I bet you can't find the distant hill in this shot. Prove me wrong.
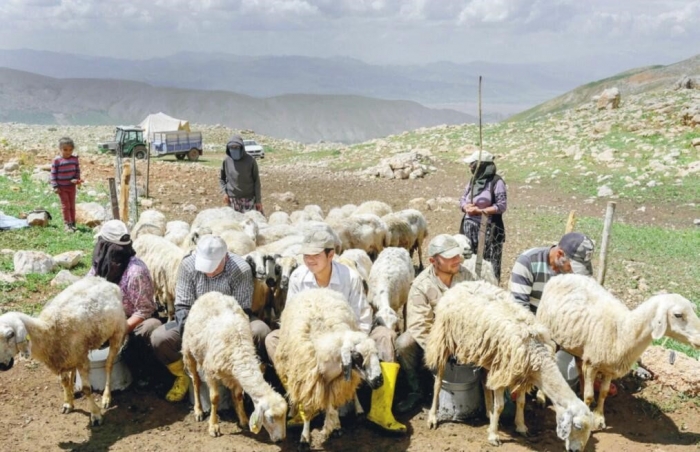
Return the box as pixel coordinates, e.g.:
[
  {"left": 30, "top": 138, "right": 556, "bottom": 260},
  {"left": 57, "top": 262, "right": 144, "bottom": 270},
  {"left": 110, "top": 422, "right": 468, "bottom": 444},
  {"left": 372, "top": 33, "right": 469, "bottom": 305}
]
[
  {"left": 0, "top": 68, "right": 475, "bottom": 143},
  {"left": 511, "top": 54, "right": 700, "bottom": 122}
]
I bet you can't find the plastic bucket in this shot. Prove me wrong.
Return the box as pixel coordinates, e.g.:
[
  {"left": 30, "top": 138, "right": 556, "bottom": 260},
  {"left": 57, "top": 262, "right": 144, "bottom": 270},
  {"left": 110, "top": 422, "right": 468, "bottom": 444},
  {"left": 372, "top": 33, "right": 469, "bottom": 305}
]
[
  {"left": 187, "top": 370, "right": 233, "bottom": 413},
  {"left": 556, "top": 350, "right": 580, "bottom": 391},
  {"left": 74, "top": 347, "right": 132, "bottom": 392},
  {"left": 437, "top": 361, "right": 483, "bottom": 421}
]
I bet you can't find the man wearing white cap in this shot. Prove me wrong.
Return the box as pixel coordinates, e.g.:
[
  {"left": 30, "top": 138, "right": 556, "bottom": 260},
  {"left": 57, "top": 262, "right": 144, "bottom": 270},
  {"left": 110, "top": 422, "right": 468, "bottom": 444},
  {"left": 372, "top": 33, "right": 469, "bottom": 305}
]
[
  {"left": 265, "top": 228, "right": 406, "bottom": 433},
  {"left": 458, "top": 150, "right": 508, "bottom": 282},
  {"left": 150, "top": 235, "right": 270, "bottom": 402},
  {"left": 394, "top": 234, "right": 477, "bottom": 413}
]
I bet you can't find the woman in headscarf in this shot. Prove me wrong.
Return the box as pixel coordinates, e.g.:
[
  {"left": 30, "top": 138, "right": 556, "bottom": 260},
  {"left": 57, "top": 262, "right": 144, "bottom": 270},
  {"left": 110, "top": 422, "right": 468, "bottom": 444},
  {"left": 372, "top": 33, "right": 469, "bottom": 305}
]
[
  {"left": 87, "top": 220, "right": 161, "bottom": 381},
  {"left": 458, "top": 150, "right": 508, "bottom": 283}
]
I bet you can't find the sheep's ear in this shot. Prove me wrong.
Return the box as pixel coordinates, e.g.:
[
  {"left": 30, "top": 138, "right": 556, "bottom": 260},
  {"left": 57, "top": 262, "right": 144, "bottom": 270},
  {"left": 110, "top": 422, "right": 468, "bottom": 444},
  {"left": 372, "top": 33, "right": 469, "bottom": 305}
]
[
  {"left": 246, "top": 255, "right": 256, "bottom": 273},
  {"left": 340, "top": 347, "right": 353, "bottom": 381},
  {"left": 651, "top": 306, "right": 668, "bottom": 340},
  {"left": 249, "top": 403, "right": 264, "bottom": 434},
  {"left": 9, "top": 316, "right": 30, "bottom": 358},
  {"left": 556, "top": 409, "right": 573, "bottom": 440},
  {"left": 274, "top": 264, "right": 281, "bottom": 277}
]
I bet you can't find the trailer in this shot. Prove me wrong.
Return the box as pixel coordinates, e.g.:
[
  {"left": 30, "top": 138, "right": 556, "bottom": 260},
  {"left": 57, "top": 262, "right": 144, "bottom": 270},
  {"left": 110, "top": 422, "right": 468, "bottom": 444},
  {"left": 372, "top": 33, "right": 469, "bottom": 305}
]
[{"left": 150, "top": 130, "right": 203, "bottom": 161}]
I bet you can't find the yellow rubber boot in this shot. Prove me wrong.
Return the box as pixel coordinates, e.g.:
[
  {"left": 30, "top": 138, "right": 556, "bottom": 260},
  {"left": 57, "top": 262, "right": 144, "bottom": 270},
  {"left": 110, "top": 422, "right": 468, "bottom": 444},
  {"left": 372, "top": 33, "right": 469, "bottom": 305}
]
[
  {"left": 165, "top": 360, "right": 190, "bottom": 402},
  {"left": 367, "top": 362, "right": 407, "bottom": 433}
]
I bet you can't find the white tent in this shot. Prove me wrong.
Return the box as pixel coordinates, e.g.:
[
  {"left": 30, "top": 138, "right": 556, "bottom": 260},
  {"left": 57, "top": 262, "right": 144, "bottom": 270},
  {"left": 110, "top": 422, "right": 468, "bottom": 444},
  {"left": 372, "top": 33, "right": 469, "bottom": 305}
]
[{"left": 139, "top": 112, "right": 190, "bottom": 141}]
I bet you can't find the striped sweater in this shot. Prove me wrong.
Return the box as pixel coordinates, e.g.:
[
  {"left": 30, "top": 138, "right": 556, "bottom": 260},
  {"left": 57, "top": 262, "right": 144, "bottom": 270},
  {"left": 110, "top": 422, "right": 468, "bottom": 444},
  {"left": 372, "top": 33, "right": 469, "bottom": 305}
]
[{"left": 50, "top": 155, "right": 80, "bottom": 188}]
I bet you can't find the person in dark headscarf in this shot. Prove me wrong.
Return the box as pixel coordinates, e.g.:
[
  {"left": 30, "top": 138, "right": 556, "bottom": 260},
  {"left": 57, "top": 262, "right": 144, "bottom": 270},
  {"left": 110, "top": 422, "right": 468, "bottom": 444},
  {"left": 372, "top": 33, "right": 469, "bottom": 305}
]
[
  {"left": 458, "top": 150, "right": 508, "bottom": 282},
  {"left": 88, "top": 220, "right": 161, "bottom": 381},
  {"left": 219, "top": 134, "right": 264, "bottom": 214}
]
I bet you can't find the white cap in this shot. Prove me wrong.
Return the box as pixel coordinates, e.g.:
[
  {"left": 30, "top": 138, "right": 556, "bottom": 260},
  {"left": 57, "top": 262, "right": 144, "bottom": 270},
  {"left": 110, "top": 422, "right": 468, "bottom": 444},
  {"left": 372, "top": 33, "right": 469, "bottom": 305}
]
[
  {"left": 428, "top": 234, "right": 463, "bottom": 259},
  {"left": 299, "top": 229, "right": 336, "bottom": 255},
  {"left": 95, "top": 220, "right": 131, "bottom": 245},
  {"left": 195, "top": 235, "right": 227, "bottom": 273},
  {"left": 464, "top": 150, "right": 494, "bottom": 164}
]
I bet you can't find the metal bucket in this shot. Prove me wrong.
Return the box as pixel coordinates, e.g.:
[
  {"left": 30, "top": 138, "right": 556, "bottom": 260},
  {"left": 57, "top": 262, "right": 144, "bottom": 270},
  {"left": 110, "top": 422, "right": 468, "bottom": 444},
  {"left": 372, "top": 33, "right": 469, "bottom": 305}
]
[
  {"left": 437, "top": 361, "right": 483, "bottom": 422},
  {"left": 556, "top": 350, "right": 580, "bottom": 391},
  {"left": 187, "top": 370, "right": 233, "bottom": 413},
  {"left": 74, "top": 347, "right": 132, "bottom": 392}
]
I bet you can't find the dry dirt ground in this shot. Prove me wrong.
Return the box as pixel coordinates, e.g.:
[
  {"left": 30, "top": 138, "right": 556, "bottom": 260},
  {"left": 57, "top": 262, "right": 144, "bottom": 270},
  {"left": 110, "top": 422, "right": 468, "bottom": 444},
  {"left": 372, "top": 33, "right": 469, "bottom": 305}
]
[{"left": 1, "top": 154, "right": 699, "bottom": 452}]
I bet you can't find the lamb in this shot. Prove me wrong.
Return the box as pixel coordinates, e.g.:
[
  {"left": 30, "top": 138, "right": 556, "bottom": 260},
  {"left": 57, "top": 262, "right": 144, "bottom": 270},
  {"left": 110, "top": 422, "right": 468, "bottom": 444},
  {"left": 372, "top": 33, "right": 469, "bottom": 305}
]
[
  {"left": 329, "top": 214, "right": 387, "bottom": 261},
  {"left": 338, "top": 249, "right": 373, "bottom": 283},
  {"left": 452, "top": 234, "right": 497, "bottom": 284},
  {"left": 353, "top": 200, "right": 392, "bottom": 217},
  {"left": 537, "top": 273, "right": 700, "bottom": 430},
  {"left": 182, "top": 292, "right": 287, "bottom": 440},
  {"left": 164, "top": 220, "right": 190, "bottom": 247},
  {"left": 131, "top": 209, "right": 167, "bottom": 238},
  {"left": 0, "top": 277, "right": 128, "bottom": 426},
  {"left": 274, "top": 288, "right": 384, "bottom": 449},
  {"left": 396, "top": 209, "right": 428, "bottom": 270},
  {"left": 268, "top": 211, "right": 292, "bottom": 225},
  {"left": 367, "top": 247, "right": 415, "bottom": 332},
  {"left": 425, "top": 281, "right": 593, "bottom": 451},
  {"left": 133, "top": 234, "right": 186, "bottom": 321}
]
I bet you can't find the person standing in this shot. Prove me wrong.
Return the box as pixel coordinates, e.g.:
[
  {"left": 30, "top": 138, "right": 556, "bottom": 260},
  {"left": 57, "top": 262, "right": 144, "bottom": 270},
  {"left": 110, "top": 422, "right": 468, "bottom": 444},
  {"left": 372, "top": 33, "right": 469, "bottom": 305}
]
[
  {"left": 219, "top": 134, "right": 263, "bottom": 214},
  {"left": 459, "top": 150, "right": 507, "bottom": 282},
  {"left": 50, "top": 137, "right": 81, "bottom": 232}
]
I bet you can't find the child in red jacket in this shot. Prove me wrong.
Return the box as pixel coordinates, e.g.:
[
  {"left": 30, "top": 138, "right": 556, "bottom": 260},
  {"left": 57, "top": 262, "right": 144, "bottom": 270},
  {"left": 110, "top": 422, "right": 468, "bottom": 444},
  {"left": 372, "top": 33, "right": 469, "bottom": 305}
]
[{"left": 50, "top": 137, "right": 81, "bottom": 232}]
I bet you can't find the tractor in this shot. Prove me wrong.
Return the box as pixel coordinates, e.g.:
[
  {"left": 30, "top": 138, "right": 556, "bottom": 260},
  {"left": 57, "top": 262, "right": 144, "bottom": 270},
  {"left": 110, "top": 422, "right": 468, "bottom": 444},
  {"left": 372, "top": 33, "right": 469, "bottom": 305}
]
[{"left": 97, "top": 126, "right": 148, "bottom": 159}]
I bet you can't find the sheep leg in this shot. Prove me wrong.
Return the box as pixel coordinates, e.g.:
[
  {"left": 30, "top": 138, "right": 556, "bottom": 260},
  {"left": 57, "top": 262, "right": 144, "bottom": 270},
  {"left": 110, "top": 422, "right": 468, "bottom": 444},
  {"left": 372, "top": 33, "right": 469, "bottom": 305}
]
[
  {"left": 77, "top": 359, "right": 103, "bottom": 426},
  {"left": 482, "top": 370, "right": 492, "bottom": 420},
  {"left": 184, "top": 353, "right": 204, "bottom": 422},
  {"left": 300, "top": 417, "right": 312, "bottom": 451},
  {"left": 321, "top": 404, "right": 342, "bottom": 439},
  {"left": 354, "top": 392, "right": 365, "bottom": 416},
  {"left": 582, "top": 364, "right": 596, "bottom": 408},
  {"left": 487, "top": 387, "right": 505, "bottom": 446},
  {"left": 101, "top": 335, "right": 121, "bottom": 409},
  {"left": 592, "top": 374, "right": 612, "bottom": 430},
  {"left": 427, "top": 363, "right": 445, "bottom": 429},
  {"left": 416, "top": 242, "right": 424, "bottom": 271},
  {"left": 60, "top": 371, "right": 75, "bottom": 414},
  {"left": 576, "top": 357, "right": 585, "bottom": 397},
  {"left": 232, "top": 381, "right": 249, "bottom": 430},
  {"left": 514, "top": 389, "right": 528, "bottom": 436},
  {"left": 207, "top": 377, "right": 222, "bottom": 437}
]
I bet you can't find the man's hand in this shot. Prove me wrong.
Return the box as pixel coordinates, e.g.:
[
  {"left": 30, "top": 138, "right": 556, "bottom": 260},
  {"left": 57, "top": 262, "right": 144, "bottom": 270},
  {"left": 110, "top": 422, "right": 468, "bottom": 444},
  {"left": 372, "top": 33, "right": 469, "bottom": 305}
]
[
  {"left": 222, "top": 194, "right": 230, "bottom": 206},
  {"left": 255, "top": 203, "right": 264, "bottom": 214},
  {"left": 53, "top": 187, "right": 59, "bottom": 194}
]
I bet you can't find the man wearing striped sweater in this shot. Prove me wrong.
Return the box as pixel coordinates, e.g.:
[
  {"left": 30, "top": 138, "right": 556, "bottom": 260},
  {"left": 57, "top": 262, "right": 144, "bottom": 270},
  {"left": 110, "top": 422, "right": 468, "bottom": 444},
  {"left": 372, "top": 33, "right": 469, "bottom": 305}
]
[{"left": 50, "top": 137, "right": 81, "bottom": 232}]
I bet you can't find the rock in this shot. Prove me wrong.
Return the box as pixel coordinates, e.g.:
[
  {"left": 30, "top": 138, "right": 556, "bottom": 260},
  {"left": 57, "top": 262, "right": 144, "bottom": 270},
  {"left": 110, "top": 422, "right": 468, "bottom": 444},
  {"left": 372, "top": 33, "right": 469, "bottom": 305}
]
[
  {"left": 3, "top": 161, "right": 19, "bottom": 172},
  {"left": 692, "top": 138, "right": 700, "bottom": 148},
  {"left": 426, "top": 198, "right": 438, "bottom": 211},
  {"left": 182, "top": 204, "right": 197, "bottom": 213},
  {"left": 639, "top": 346, "right": 700, "bottom": 396},
  {"left": 408, "top": 168, "right": 424, "bottom": 179},
  {"left": 678, "top": 161, "right": 700, "bottom": 177},
  {"left": 0, "top": 272, "right": 21, "bottom": 284},
  {"left": 13, "top": 250, "right": 55, "bottom": 275},
  {"left": 594, "top": 148, "right": 616, "bottom": 163},
  {"left": 377, "top": 165, "right": 394, "bottom": 179},
  {"left": 30, "top": 172, "right": 51, "bottom": 183},
  {"left": 674, "top": 75, "right": 700, "bottom": 90},
  {"left": 597, "top": 185, "right": 614, "bottom": 197},
  {"left": 270, "top": 192, "right": 297, "bottom": 203},
  {"left": 139, "top": 198, "right": 154, "bottom": 208},
  {"left": 53, "top": 250, "right": 84, "bottom": 269},
  {"left": 50, "top": 269, "right": 80, "bottom": 287},
  {"left": 408, "top": 197, "right": 426, "bottom": 210},
  {"left": 75, "top": 202, "right": 107, "bottom": 227},
  {"left": 596, "top": 87, "right": 621, "bottom": 110},
  {"left": 694, "top": 219, "right": 700, "bottom": 226},
  {"left": 27, "top": 210, "right": 51, "bottom": 227}
]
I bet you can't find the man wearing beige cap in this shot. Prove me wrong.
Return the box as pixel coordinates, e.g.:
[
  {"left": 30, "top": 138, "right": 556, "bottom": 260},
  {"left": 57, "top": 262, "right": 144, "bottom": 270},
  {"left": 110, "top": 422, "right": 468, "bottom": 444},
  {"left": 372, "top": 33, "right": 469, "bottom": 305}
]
[
  {"left": 150, "top": 235, "right": 270, "bottom": 402},
  {"left": 394, "top": 234, "right": 477, "bottom": 413},
  {"left": 265, "top": 228, "right": 406, "bottom": 433}
]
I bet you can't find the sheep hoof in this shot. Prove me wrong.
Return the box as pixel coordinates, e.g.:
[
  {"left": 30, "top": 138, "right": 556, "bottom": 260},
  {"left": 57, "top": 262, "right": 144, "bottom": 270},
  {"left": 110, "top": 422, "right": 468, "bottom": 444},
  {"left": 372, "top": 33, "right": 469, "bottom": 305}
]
[
  {"left": 61, "top": 403, "right": 73, "bottom": 414},
  {"left": 594, "top": 414, "right": 606, "bottom": 431},
  {"left": 488, "top": 435, "right": 502, "bottom": 446},
  {"left": 194, "top": 411, "right": 205, "bottom": 422},
  {"left": 209, "top": 424, "right": 221, "bottom": 437},
  {"left": 516, "top": 427, "right": 529, "bottom": 437},
  {"left": 330, "top": 428, "right": 344, "bottom": 438},
  {"left": 297, "top": 441, "right": 311, "bottom": 452},
  {"left": 90, "top": 413, "right": 103, "bottom": 427},
  {"left": 101, "top": 396, "right": 111, "bottom": 409},
  {"left": 426, "top": 415, "right": 438, "bottom": 430}
]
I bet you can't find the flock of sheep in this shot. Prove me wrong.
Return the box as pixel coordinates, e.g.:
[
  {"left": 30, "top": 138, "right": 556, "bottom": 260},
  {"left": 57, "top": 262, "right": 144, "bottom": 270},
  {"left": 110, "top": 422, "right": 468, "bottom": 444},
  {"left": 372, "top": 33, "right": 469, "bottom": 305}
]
[{"left": 0, "top": 199, "right": 699, "bottom": 452}]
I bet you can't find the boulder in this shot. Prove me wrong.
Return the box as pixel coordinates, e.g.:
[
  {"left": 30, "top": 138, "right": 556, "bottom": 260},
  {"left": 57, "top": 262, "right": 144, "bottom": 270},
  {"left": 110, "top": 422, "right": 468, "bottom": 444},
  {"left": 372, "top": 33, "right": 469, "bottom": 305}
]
[
  {"left": 3, "top": 161, "right": 19, "bottom": 172},
  {"left": 596, "top": 87, "right": 621, "bottom": 110},
  {"left": 674, "top": 75, "right": 700, "bottom": 90},
  {"left": 75, "top": 202, "right": 107, "bottom": 227},
  {"left": 27, "top": 210, "right": 51, "bottom": 227},
  {"left": 50, "top": 269, "right": 81, "bottom": 287},
  {"left": 53, "top": 250, "right": 84, "bottom": 269},
  {"left": 0, "top": 272, "right": 21, "bottom": 284},
  {"left": 597, "top": 185, "right": 614, "bottom": 197},
  {"left": 13, "top": 250, "right": 55, "bottom": 275},
  {"left": 639, "top": 346, "right": 700, "bottom": 396}
]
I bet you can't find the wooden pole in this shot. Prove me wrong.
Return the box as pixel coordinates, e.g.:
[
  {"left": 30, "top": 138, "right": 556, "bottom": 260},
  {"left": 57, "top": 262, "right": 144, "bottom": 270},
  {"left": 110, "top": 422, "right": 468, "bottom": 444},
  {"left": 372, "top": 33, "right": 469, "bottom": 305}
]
[
  {"left": 130, "top": 152, "right": 138, "bottom": 224},
  {"left": 475, "top": 214, "right": 488, "bottom": 279},
  {"left": 119, "top": 161, "right": 131, "bottom": 223},
  {"left": 597, "top": 202, "right": 616, "bottom": 286},
  {"left": 145, "top": 143, "right": 151, "bottom": 199},
  {"left": 108, "top": 177, "right": 119, "bottom": 220},
  {"left": 565, "top": 210, "right": 577, "bottom": 233}
]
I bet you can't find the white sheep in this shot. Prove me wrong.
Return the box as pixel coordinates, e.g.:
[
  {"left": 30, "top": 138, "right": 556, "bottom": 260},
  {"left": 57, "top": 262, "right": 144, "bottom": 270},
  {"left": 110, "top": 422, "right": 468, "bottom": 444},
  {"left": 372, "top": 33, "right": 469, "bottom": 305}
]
[
  {"left": 353, "top": 200, "right": 392, "bottom": 217},
  {"left": 219, "top": 229, "right": 257, "bottom": 256},
  {"left": 244, "top": 209, "right": 268, "bottom": 226},
  {"left": 192, "top": 207, "right": 245, "bottom": 230},
  {"left": 537, "top": 274, "right": 700, "bottom": 430},
  {"left": 367, "top": 247, "right": 415, "bottom": 332},
  {"left": 425, "top": 281, "right": 593, "bottom": 451},
  {"left": 133, "top": 234, "right": 186, "bottom": 321},
  {"left": 325, "top": 207, "right": 348, "bottom": 223},
  {"left": 290, "top": 209, "right": 323, "bottom": 224},
  {"left": 304, "top": 204, "right": 324, "bottom": 219},
  {"left": 182, "top": 292, "right": 288, "bottom": 440},
  {"left": 131, "top": 209, "right": 167, "bottom": 238},
  {"left": 452, "top": 234, "right": 497, "bottom": 284},
  {"left": 0, "top": 277, "right": 128, "bottom": 426},
  {"left": 338, "top": 249, "right": 373, "bottom": 284},
  {"left": 382, "top": 213, "right": 414, "bottom": 250},
  {"left": 340, "top": 203, "right": 357, "bottom": 217},
  {"left": 257, "top": 235, "right": 305, "bottom": 256},
  {"left": 329, "top": 214, "right": 387, "bottom": 261},
  {"left": 275, "top": 288, "right": 384, "bottom": 449},
  {"left": 256, "top": 224, "right": 299, "bottom": 246},
  {"left": 397, "top": 209, "right": 428, "bottom": 270},
  {"left": 164, "top": 220, "right": 190, "bottom": 247},
  {"left": 268, "top": 211, "right": 292, "bottom": 225}
]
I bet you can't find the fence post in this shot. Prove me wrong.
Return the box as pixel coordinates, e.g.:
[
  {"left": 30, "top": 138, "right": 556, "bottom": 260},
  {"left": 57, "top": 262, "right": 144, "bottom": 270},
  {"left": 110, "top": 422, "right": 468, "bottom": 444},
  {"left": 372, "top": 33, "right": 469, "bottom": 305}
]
[
  {"left": 565, "top": 210, "right": 577, "bottom": 234},
  {"left": 597, "top": 202, "right": 616, "bottom": 286},
  {"left": 119, "top": 161, "right": 131, "bottom": 223},
  {"left": 108, "top": 178, "right": 119, "bottom": 220},
  {"left": 474, "top": 214, "right": 488, "bottom": 279}
]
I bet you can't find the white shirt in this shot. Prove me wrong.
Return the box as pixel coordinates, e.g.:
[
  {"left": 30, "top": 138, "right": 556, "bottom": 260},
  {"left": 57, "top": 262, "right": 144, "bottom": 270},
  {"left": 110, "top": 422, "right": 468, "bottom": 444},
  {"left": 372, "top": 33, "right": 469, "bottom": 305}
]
[{"left": 287, "top": 260, "right": 373, "bottom": 333}]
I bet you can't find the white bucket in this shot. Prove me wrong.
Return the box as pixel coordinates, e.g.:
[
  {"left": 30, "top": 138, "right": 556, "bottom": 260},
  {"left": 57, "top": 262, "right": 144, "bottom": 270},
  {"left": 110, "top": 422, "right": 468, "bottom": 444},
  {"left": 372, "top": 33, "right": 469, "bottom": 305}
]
[
  {"left": 437, "top": 361, "right": 483, "bottom": 422},
  {"left": 74, "top": 347, "right": 132, "bottom": 392},
  {"left": 556, "top": 350, "right": 580, "bottom": 391},
  {"left": 187, "top": 370, "right": 233, "bottom": 413}
]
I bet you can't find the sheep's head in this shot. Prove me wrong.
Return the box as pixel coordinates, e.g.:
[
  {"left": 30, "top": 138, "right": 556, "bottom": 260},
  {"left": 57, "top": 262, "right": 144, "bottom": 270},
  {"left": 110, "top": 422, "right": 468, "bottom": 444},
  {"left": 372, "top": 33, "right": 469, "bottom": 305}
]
[
  {"left": 249, "top": 391, "right": 288, "bottom": 442},
  {"left": 650, "top": 294, "right": 700, "bottom": 347},
  {"left": 245, "top": 251, "right": 268, "bottom": 281},
  {"left": 374, "top": 305, "right": 399, "bottom": 332},
  {"left": 264, "top": 254, "right": 279, "bottom": 288},
  {"left": 275, "top": 256, "right": 299, "bottom": 290},
  {"left": 555, "top": 402, "right": 593, "bottom": 452},
  {"left": 341, "top": 334, "right": 383, "bottom": 389},
  {"left": 0, "top": 313, "right": 30, "bottom": 371}
]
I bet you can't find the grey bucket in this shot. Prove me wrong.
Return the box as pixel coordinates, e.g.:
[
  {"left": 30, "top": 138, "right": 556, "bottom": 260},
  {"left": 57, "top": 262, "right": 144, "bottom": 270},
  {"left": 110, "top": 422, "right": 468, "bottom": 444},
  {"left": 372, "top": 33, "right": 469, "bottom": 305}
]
[
  {"left": 437, "top": 361, "right": 483, "bottom": 422},
  {"left": 187, "top": 370, "right": 233, "bottom": 413},
  {"left": 556, "top": 350, "right": 580, "bottom": 391},
  {"left": 74, "top": 347, "right": 132, "bottom": 392}
]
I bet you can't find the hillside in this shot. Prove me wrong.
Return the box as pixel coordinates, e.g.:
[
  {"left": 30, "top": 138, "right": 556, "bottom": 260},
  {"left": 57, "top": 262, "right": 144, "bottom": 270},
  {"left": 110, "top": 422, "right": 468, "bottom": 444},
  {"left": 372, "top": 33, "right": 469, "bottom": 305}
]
[
  {"left": 0, "top": 68, "right": 474, "bottom": 143},
  {"left": 511, "top": 54, "right": 700, "bottom": 121}
]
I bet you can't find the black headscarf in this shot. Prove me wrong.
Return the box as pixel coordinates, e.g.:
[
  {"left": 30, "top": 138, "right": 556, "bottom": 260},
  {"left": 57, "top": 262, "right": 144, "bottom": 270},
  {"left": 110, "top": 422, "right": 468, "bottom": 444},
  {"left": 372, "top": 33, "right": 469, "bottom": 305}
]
[
  {"left": 92, "top": 236, "right": 136, "bottom": 284},
  {"left": 468, "top": 161, "right": 497, "bottom": 200}
]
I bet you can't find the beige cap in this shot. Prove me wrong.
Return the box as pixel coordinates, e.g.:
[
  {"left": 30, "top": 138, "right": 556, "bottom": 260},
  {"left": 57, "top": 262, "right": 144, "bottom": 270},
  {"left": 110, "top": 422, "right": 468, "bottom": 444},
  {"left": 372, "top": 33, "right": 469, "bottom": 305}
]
[
  {"left": 428, "top": 234, "right": 463, "bottom": 259},
  {"left": 464, "top": 150, "right": 494, "bottom": 164},
  {"left": 95, "top": 220, "right": 131, "bottom": 245},
  {"left": 195, "top": 235, "right": 227, "bottom": 273},
  {"left": 300, "top": 229, "right": 336, "bottom": 255}
]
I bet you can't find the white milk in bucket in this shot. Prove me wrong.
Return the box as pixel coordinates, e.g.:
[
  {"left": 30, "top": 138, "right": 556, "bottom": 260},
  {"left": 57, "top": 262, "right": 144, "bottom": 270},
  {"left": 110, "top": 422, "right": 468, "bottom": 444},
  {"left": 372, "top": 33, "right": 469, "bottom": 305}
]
[
  {"left": 187, "top": 369, "right": 233, "bottom": 413},
  {"left": 74, "top": 347, "right": 132, "bottom": 392},
  {"left": 437, "top": 361, "right": 483, "bottom": 421}
]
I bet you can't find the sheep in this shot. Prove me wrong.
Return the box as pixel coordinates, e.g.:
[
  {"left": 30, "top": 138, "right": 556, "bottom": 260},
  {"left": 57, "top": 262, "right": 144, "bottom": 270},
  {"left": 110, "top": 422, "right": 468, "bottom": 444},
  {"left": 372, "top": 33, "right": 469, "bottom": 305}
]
[
  {"left": 257, "top": 235, "right": 305, "bottom": 256},
  {"left": 329, "top": 214, "right": 387, "bottom": 261},
  {"left": 338, "top": 249, "right": 373, "bottom": 284},
  {"left": 180, "top": 227, "right": 210, "bottom": 252},
  {"left": 290, "top": 209, "right": 323, "bottom": 224},
  {"left": 245, "top": 251, "right": 279, "bottom": 323},
  {"left": 268, "top": 211, "right": 292, "bottom": 225},
  {"left": 271, "top": 255, "right": 300, "bottom": 325},
  {"left": 275, "top": 288, "right": 384, "bottom": 449},
  {"left": 325, "top": 207, "right": 348, "bottom": 223},
  {"left": 367, "top": 247, "right": 415, "bottom": 332},
  {"left": 244, "top": 209, "right": 268, "bottom": 226},
  {"left": 304, "top": 204, "right": 324, "bottom": 219},
  {"left": 340, "top": 204, "right": 357, "bottom": 217},
  {"left": 256, "top": 224, "right": 299, "bottom": 246},
  {"left": 133, "top": 234, "right": 186, "bottom": 321},
  {"left": 203, "top": 217, "right": 258, "bottom": 243},
  {"left": 219, "top": 229, "right": 256, "bottom": 256},
  {"left": 397, "top": 209, "right": 428, "bottom": 270},
  {"left": 192, "top": 207, "right": 245, "bottom": 230},
  {"left": 537, "top": 273, "right": 700, "bottom": 430},
  {"left": 131, "top": 209, "right": 167, "bottom": 238},
  {"left": 452, "top": 234, "right": 498, "bottom": 284},
  {"left": 382, "top": 213, "right": 414, "bottom": 251},
  {"left": 352, "top": 200, "right": 392, "bottom": 218},
  {"left": 164, "top": 220, "right": 190, "bottom": 247},
  {"left": 182, "top": 292, "right": 288, "bottom": 440},
  {"left": 425, "top": 281, "right": 593, "bottom": 451},
  {"left": 0, "top": 277, "right": 127, "bottom": 426}
]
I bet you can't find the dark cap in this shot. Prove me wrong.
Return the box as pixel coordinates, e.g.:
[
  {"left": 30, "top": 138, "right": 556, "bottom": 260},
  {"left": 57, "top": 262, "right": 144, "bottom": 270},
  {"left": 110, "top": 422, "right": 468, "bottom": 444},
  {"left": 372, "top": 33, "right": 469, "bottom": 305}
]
[{"left": 558, "top": 232, "right": 594, "bottom": 276}]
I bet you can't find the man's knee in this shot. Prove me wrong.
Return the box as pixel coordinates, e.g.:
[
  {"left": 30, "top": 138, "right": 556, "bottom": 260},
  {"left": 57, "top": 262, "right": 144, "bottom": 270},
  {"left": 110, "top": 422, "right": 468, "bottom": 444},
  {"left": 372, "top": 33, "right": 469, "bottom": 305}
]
[
  {"left": 150, "top": 321, "right": 181, "bottom": 365},
  {"left": 250, "top": 319, "right": 271, "bottom": 344}
]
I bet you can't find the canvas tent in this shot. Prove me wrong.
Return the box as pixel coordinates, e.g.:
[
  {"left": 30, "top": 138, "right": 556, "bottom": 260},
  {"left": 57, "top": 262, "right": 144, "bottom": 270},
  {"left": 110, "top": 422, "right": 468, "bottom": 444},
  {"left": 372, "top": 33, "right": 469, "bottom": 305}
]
[{"left": 139, "top": 112, "right": 190, "bottom": 141}]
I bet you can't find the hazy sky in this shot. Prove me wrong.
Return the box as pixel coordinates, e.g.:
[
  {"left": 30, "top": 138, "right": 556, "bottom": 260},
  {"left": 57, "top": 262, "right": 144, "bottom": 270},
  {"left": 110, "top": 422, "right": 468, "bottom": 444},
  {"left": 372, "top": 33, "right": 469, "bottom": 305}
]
[{"left": 1, "top": 0, "right": 698, "bottom": 69}]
